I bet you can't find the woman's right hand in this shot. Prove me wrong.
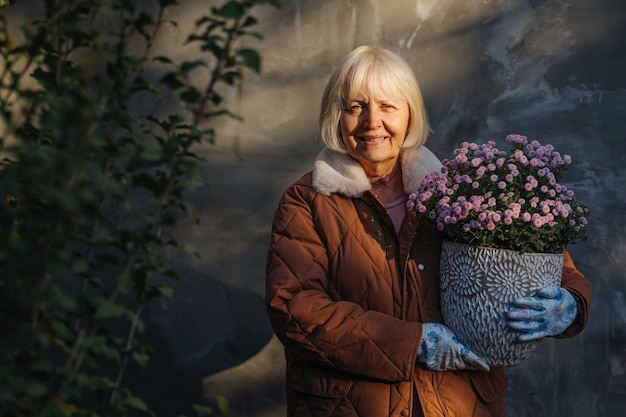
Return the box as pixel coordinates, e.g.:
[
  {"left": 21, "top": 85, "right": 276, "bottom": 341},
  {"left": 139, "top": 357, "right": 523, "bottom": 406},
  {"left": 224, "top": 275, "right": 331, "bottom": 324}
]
[{"left": 417, "top": 323, "right": 490, "bottom": 372}]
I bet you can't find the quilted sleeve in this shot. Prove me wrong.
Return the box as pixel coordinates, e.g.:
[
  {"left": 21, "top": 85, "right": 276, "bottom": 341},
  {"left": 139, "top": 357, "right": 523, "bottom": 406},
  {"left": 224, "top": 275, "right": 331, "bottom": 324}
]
[
  {"left": 556, "top": 250, "right": 592, "bottom": 338},
  {"left": 265, "top": 181, "right": 422, "bottom": 383}
]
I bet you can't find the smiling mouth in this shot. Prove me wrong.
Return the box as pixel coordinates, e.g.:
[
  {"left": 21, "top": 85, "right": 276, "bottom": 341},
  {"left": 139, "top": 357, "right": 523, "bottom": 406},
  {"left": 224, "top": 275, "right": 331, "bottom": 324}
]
[{"left": 359, "top": 136, "right": 387, "bottom": 144}]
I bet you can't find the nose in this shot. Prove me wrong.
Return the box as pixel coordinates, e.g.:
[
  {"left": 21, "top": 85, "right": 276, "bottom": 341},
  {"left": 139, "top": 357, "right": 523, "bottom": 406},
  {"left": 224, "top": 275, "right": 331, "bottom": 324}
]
[{"left": 363, "top": 106, "right": 382, "bottom": 129}]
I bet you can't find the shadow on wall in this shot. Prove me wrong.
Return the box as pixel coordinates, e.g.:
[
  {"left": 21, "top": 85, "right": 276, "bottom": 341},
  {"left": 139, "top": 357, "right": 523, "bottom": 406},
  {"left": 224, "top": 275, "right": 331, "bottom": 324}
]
[
  {"left": 201, "top": 335, "right": 286, "bottom": 417},
  {"left": 123, "top": 262, "right": 277, "bottom": 417}
]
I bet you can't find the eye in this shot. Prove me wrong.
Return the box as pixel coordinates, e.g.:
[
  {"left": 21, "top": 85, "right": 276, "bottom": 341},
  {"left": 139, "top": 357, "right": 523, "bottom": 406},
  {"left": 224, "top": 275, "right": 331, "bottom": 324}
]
[{"left": 347, "top": 103, "right": 365, "bottom": 114}]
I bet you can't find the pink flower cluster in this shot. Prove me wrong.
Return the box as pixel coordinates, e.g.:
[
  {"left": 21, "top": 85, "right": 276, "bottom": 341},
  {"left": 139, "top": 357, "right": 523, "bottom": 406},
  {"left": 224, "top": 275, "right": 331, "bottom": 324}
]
[{"left": 407, "top": 134, "right": 590, "bottom": 253}]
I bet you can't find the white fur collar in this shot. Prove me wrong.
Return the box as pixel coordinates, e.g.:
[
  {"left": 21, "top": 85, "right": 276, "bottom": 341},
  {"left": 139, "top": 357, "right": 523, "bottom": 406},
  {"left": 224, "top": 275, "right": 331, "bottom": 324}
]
[{"left": 312, "top": 146, "right": 443, "bottom": 198}]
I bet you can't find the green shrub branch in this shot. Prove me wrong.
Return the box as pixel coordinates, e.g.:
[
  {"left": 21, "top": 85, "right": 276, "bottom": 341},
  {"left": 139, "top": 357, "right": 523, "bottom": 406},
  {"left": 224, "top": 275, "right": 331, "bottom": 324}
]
[{"left": 0, "top": 0, "right": 280, "bottom": 416}]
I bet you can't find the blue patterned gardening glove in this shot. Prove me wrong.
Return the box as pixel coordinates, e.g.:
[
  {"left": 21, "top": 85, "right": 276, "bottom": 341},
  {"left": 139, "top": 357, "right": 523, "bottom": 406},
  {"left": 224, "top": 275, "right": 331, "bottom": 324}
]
[
  {"left": 507, "top": 285, "right": 578, "bottom": 342},
  {"left": 417, "top": 323, "right": 490, "bottom": 372}
]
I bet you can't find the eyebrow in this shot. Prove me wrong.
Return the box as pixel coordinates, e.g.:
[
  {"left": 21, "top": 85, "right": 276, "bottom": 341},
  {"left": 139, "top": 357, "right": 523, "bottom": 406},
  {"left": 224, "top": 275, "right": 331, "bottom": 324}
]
[{"left": 349, "top": 96, "right": 398, "bottom": 103}]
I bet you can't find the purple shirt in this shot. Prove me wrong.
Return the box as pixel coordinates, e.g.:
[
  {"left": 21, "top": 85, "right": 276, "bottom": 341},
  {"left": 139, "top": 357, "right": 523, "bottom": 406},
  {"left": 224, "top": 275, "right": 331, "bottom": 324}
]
[{"left": 384, "top": 196, "right": 406, "bottom": 235}]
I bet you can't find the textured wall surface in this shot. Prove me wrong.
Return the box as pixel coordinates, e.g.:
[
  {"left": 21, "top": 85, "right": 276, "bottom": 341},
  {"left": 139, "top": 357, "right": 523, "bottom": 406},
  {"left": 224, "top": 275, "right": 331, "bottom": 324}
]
[{"left": 11, "top": 0, "right": 621, "bottom": 416}]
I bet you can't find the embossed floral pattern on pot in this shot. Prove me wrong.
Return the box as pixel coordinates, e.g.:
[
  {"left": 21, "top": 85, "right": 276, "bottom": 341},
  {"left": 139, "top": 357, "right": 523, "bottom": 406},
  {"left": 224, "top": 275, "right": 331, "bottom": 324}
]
[{"left": 439, "top": 241, "right": 564, "bottom": 367}]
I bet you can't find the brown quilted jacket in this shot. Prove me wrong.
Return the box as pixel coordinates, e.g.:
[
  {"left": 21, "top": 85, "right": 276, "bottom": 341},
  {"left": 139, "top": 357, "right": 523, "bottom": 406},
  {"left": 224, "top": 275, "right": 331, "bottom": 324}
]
[{"left": 265, "top": 147, "right": 592, "bottom": 417}]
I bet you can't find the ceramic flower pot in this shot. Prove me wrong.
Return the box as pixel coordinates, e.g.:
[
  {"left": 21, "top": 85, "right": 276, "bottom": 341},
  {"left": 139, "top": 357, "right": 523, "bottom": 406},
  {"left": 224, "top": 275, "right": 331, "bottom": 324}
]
[{"left": 439, "top": 240, "right": 564, "bottom": 367}]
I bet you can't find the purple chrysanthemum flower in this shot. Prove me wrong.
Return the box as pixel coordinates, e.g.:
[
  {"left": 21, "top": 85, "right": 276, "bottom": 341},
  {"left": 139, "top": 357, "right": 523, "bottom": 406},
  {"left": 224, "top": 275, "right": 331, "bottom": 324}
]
[{"left": 406, "top": 134, "right": 589, "bottom": 253}]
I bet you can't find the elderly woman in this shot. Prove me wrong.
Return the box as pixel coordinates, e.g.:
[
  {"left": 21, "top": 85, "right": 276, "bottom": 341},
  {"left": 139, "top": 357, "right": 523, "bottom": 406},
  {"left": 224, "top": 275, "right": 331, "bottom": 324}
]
[{"left": 265, "top": 46, "right": 591, "bottom": 417}]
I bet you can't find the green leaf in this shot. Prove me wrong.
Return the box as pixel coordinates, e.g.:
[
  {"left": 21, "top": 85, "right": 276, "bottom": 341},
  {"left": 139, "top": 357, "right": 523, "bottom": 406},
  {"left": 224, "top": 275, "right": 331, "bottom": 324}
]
[
  {"left": 132, "top": 12, "right": 155, "bottom": 41},
  {"left": 236, "top": 49, "right": 261, "bottom": 73},
  {"left": 132, "top": 345, "right": 154, "bottom": 367},
  {"left": 214, "top": 1, "right": 244, "bottom": 19},
  {"left": 158, "top": 0, "right": 179, "bottom": 7},
  {"left": 191, "top": 404, "right": 216, "bottom": 416},
  {"left": 48, "top": 315, "right": 74, "bottom": 341},
  {"left": 136, "top": 143, "right": 164, "bottom": 163},
  {"left": 214, "top": 395, "right": 229, "bottom": 415},
  {"left": 152, "top": 283, "right": 174, "bottom": 298},
  {"left": 152, "top": 55, "right": 175, "bottom": 65},
  {"left": 161, "top": 72, "right": 185, "bottom": 89},
  {"left": 116, "top": 272, "right": 134, "bottom": 294},
  {"left": 88, "top": 375, "right": 117, "bottom": 390},
  {"left": 249, "top": 0, "right": 282, "bottom": 7},
  {"left": 50, "top": 397, "right": 87, "bottom": 416},
  {"left": 241, "top": 15, "right": 258, "bottom": 28},
  {"left": 181, "top": 86, "right": 201, "bottom": 104},
  {"left": 203, "top": 109, "right": 242, "bottom": 121},
  {"left": 79, "top": 336, "right": 121, "bottom": 367},
  {"left": 125, "top": 311, "right": 146, "bottom": 333},
  {"left": 219, "top": 70, "right": 242, "bottom": 85},
  {"left": 180, "top": 60, "right": 207, "bottom": 74},
  {"left": 120, "top": 390, "right": 151, "bottom": 413},
  {"left": 94, "top": 297, "right": 126, "bottom": 319}
]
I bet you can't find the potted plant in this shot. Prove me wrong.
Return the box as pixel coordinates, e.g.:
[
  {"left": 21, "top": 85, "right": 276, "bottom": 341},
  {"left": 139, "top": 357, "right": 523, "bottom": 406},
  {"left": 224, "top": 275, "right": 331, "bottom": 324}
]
[{"left": 407, "top": 134, "right": 590, "bottom": 366}]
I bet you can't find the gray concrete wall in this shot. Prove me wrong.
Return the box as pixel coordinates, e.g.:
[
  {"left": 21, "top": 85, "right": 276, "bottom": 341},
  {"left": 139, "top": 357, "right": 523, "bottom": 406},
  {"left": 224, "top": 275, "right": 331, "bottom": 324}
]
[
  {"left": 10, "top": 0, "right": 624, "bottom": 416},
  {"left": 164, "top": 1, "right": 624, "bottom": 416}
]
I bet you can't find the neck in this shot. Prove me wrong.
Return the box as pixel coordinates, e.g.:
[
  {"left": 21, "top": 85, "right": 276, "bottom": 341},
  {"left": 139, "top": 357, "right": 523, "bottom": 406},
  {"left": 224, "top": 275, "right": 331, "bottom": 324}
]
[
  {"left": 366, "top": 160, "right": 402, "bottom": 185},
  {"left": 367, "top": 162, "right": 405, "bottom": 204}
]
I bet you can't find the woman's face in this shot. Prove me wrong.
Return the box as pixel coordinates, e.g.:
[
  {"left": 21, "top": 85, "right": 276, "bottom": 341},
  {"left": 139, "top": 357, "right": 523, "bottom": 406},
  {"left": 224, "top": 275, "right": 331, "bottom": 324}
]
[{"left": 339, "top": 90, "right": 410, "bottom": 175}]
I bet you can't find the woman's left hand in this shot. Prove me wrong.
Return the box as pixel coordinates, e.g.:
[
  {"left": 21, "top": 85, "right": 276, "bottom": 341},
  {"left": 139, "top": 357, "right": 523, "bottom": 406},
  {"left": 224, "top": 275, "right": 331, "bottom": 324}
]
[{"left": 506, "top": 286, "right": 578, "bottom": 342}]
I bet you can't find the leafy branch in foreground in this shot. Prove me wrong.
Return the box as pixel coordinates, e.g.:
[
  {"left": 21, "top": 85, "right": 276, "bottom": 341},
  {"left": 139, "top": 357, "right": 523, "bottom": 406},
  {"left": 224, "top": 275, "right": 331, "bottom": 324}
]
[{"left": 0, "top": 0, "right": 280, "bottom": 416}]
